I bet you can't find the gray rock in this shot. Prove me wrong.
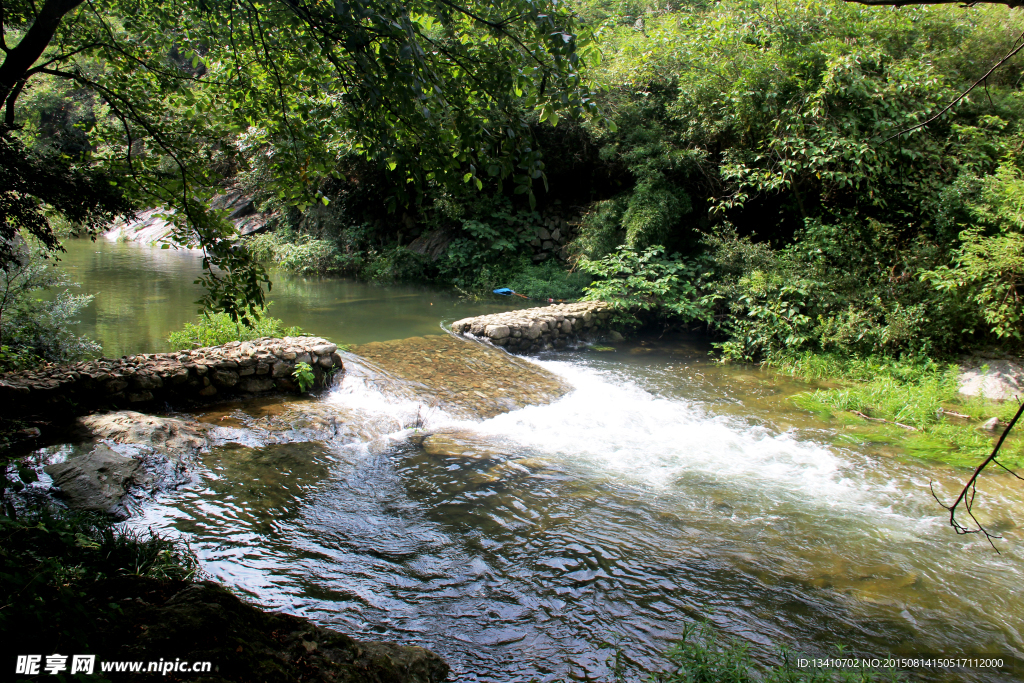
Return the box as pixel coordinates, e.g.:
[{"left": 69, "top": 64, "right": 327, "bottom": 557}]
[
  {"left": 45, "top": 444, "right": 139, "bottom": 515},
  {"left": 240, "top": 377, "right": 275, "bottom": 393},
  {"left": 77, "top": 411, "right": 208, "bottom": 460},
  {"left": 980, "top": 417, "right": 1004, "bottom": 432},
  {"left": 311, "top": 343, "right": 337, "bottom": 355},
  {"left": 959, "top": 358, "right": 1024, "bottom": 400},
  {"left": 485, "top": 324, "right": 510, "bottom": 339},
  {"left": 213, "top": 370, "right": 239, "bottom": 387}
]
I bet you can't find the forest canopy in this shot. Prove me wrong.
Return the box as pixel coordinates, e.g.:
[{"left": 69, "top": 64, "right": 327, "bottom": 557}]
[{"left": 0, "top": 0, "right": 602, "bottom": 318}]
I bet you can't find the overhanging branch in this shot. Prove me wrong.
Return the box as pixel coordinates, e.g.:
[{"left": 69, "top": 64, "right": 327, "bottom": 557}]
[{"left": 846, "top": 0, "right": 1023, "bottom": 6}]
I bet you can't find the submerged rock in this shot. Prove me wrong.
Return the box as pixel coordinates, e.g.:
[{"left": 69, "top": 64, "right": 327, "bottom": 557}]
[
  {"left": 44, "top": 444, "right": 140, "bottom": 516},
  {"left": 77, "top": 411, "right": 209, "bottom": 460},
  {"left": 417, "top": 430, "right": 506, "bottom": 460},
  {"left": 350, "top": 334, "right": 571, "bottom": 419}
]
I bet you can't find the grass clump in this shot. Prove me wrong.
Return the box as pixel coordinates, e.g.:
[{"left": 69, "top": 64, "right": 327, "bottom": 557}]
[
  {"left": 167, "top": 303, "right": 304, "bottom": 350},
  {"left": 0, "top": 504, "right": 197, "bottom": 655},
  {"left": 246, "top": 231, "right": 362, "bottom": 277},
  {"left": 770, "top": 352, "right": 1024, "bottom": 469},
  {"left": 655, "top": 621, "right": 901, "bottom": 683}
]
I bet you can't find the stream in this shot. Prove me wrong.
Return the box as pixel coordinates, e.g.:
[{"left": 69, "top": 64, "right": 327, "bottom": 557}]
[{"left": 46, "top": 238, "right": 1024, "bottom": 681}]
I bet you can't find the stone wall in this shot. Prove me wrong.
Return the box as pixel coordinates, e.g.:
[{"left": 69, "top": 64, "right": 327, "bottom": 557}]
[
  {"left": 0, "top": 337, "right": 343, "bottom": 419},
  {"left": 450, "top": 301, "right": 612, "bottom": 353}
]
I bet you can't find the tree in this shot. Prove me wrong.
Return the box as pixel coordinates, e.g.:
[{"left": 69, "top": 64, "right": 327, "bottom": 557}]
[{"left": 0, "top": 0, "right": 602, "bottom": 319}]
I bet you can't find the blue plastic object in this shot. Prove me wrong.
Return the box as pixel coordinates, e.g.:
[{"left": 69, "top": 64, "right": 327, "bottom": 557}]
[{"left": 493, "top": 288, "right": 514, "bottom": 295}]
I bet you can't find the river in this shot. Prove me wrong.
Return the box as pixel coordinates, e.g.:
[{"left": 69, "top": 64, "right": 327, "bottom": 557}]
[{"left": 52, "top": 238, "right": 1024, "bottom": 681}]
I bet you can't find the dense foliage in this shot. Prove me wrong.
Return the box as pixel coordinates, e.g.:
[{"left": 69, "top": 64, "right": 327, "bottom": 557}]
[
  {"left": 1, "top": 0, "right": 602, "bottom": 320},
  {"left": 566, "top": 0, "right": 1024, "bottom": 361},
  {"left": 6, "top": 0, "right": 1023, "bottom": 362},
  {"left": 219, "top": 0, "right": 1024, "bottom": 364}
]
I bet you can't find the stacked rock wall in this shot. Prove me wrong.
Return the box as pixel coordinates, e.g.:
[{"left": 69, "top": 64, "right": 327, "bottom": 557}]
[
  {"left": 450, "top": 301, "right": 611, "bottom": 353},
  {"left": 0, "top": 337, "right": 342, "bottom": 419}
]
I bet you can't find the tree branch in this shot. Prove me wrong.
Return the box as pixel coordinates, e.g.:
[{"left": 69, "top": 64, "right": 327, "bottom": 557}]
[
  {"left": 887, "top": 29, "right": 1024, "bottom": 141},
  {"left": 932, "top": 399, "right": 1024, "bottom": 551},
  {"left": 0, "top": 0, "right": 84, "bottom": 103},
  {"left": 846, "top": 0, "right": 1023, "bottom": 6}
]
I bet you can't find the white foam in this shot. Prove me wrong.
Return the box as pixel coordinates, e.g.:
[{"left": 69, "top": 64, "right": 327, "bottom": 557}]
[
  {"left": 324, "top": 355, "right": 859, "bottom": 505},
  {"left": 471, "top": 359, "right": 851, "bottom": 498},
  {"left": 324, "top": 367, "right": 462, "bottom": 437}
]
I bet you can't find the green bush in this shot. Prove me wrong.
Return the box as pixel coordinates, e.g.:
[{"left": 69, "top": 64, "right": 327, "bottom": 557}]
[
  {"left": 0, "top": 505, "right": 197, "bottom": 664},
  {"left": 0, "top": 243, "right": 101, "bottom": 371},
  {"left": 246, "top": 232, "right": 363, "bottom": 276},
  {"left": 362, "top": 245, "right": 428, "bottom": 283},
  {"left": 580, "top": 245, "right": 715, "bottom": 328},
  {"left": 167, "top": 304, "right": 304, "bottom": 350},
  {"left": 277, "top": 239, "right": 357, "bottom": 276},
  {"left": 504, "top": 258, "right": 592, "bottom": 300}
]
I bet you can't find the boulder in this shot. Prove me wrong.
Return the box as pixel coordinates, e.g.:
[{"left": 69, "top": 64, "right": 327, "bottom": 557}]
[
  {"left": 485, "top": 324, "right": 510, "bottom": 339},
  {"left": 77, "top": 411, "right": 208, "bottom": 460},
  {"left": 44, "top": 444, "right": 139, "bottom": 515},
  {"left": 958, "top": 358, "right": 1024, "bottom": 400}
]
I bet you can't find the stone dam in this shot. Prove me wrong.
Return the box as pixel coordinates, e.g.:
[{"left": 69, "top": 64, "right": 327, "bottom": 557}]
[
  {"left": 450, "top": 301, "right": 612, "bottom": 353},
  {"left": 0, "top": 337, "right": 343, "bottom": 419}
]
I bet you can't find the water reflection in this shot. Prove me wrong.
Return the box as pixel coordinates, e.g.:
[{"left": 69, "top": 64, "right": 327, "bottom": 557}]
[{"left": 59, "top": 238, "right": 533, "bottom": 357}]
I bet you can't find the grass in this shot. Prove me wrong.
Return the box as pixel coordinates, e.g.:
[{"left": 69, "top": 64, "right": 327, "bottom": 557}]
[
  {"left": 0, "top": 504, "right": 198, "bottom": 659},
  {"left": 770, "top": 352, "right": 1024, "bottom": 469},
  {"left": 639, "top": 621, "right": 902, "bottom": 682},
  {"left": 167, "top": 302, "right": 306, "bottom": 350}
]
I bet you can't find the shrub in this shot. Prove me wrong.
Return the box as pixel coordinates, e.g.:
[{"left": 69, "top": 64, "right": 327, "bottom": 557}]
[
  {"left": 0, "top": 504, "right": 197, "bottom": 661},
  {"left": 580, "top": 245, "right": 715, "bottom": 328},
  {"left": 167, "top": 304, "right": 304, "bottom": 350},
  {"left": 505, "top": 258, "right": 593, "bottom": 300},
  {"left": 0, "top": 243, "right": 101, "bottom": 371}
]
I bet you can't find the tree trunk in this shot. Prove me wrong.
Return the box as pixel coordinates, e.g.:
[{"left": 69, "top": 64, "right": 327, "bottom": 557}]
[{"left": 0, "top": 0, "right": 85, "bottom": 110}]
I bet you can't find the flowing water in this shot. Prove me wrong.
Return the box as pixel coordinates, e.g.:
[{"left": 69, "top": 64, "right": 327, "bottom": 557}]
[{"left": 50, "top": 239, "right": 1024, "bottom": 680}]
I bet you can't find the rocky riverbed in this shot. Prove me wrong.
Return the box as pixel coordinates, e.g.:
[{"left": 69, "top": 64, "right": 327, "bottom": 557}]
[{"left": 350, "top": 334, "right": 572, "bottom": 419}]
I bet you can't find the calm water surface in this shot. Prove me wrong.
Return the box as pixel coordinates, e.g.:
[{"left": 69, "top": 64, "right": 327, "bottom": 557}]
[
  {"left": 59, "top": 238, "right": 534, "bottom": 356},
  {"left": 55, "top": 239, "right": 1024, "bottom": 681}
]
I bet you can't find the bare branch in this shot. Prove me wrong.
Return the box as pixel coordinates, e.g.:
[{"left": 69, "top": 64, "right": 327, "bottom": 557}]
[
  {"left": 847, "top": 0, "right": 1022, "bottom": 5},
  {"left": 887, "top": 29, "right": 1024, "bottom": 141},
  {"left": 932, "top": 399, "right": 1024, "bottom": 551}
]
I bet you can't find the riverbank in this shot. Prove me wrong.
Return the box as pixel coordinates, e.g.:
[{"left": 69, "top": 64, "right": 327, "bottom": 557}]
[
  {"left": 0, "top": 506, "right": 448, "bottom": 683},
  {"left": 769, "top": 352, "right": 1024, "bottom": 470}
]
